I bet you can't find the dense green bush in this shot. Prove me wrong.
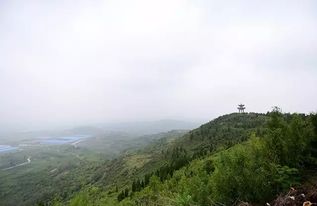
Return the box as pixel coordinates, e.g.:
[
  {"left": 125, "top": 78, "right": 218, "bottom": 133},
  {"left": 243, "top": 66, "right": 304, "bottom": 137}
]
[{"left": 210, "top": 137, "right": 275, "bottom": 204}]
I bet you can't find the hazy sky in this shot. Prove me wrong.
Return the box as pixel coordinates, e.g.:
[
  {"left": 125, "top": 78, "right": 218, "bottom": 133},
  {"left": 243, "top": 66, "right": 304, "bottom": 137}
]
[{"left": 1, "top": 0, "right": 317, "bottom": 130}]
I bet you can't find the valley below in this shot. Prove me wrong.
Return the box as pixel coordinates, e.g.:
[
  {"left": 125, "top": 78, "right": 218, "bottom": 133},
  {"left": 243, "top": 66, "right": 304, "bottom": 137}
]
[{"left": 0, "top": 121, "right": 191, "bottom": 206}]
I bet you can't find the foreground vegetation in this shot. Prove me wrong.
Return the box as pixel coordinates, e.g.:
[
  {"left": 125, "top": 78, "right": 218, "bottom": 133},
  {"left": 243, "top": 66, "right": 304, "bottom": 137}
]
[{"left": 47, "top": 109, "right": 317, "bottom": 206}]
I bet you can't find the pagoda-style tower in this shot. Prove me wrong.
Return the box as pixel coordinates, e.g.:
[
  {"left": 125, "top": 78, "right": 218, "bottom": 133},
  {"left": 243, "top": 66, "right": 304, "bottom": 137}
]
[{"left": 238, "top": 104, "right": 246, "bottom": 113}]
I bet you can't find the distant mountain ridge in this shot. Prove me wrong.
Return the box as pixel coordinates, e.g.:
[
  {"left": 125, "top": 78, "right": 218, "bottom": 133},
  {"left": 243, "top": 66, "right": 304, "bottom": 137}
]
[{"left": 96, "top": 119, "right": 200, "bottom": 135}]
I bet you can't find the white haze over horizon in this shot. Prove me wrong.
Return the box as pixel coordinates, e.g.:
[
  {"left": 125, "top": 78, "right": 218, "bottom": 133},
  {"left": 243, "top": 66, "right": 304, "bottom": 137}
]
[{"left": 1, "top": 0, "right": 317, "bottom": 131}]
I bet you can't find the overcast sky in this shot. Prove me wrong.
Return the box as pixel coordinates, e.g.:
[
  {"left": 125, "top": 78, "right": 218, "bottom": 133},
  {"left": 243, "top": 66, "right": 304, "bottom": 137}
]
[{"left": 0, "top": 0, "right": 317, "bottom": 130}]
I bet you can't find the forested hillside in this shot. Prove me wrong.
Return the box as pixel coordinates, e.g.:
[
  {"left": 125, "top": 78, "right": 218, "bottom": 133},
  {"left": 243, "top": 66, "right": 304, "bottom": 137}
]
[
  {"left": 0, "top": 130, "right": 187, "bottom": 206},
  {"left": 45, "top": 109, "right": 317, "bottom": 206}
]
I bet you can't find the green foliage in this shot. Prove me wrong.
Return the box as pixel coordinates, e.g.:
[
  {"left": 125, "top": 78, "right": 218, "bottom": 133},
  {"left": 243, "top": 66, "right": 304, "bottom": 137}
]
[
  {"left": 273, "top": 165, "right": 300, "bottom": 191},
  {"left": 176, "top": 193, "right": 192, "bottom": 206},
  {"left": 211, "top": 137, "right": 275, "bottom": 204},
  {"left": 149, "top": 175, "right": 161, "bottom": 192},
  {"left": 307, "top": 113, "right": 317, "bottom": 164},
  {"left": 117, "top": 188, "right": 129, "bottom": 202},
  {"left": 69, "top": 192, "right": 90, "bottom": 206},
  {"left": 121, "top": 111, "right": 316, "bottom": 205},
  {"left": 203, "top": 159, "right": 214, "bottom": 174},
  {"left": 265, "top": 109, "right": 313, "bottom": 167},
  {"left": 16, "top": 111, "right": 317, "bottom": 206}
]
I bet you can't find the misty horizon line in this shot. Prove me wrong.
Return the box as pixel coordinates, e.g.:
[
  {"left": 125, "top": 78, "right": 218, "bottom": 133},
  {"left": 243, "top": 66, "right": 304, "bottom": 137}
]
[{"left": 1, "top": 107, "right": 315, "bottom": 135}]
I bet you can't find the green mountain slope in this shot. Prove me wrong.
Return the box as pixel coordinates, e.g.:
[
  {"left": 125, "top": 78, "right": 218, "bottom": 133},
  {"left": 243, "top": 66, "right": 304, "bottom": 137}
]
[
  {"left": 58, "top": 111, "right": 317, "bottom": 206},
  {"left": 7, "top": 111, "right": 316, "bottom": 206},
  {"left": 51, "top": 112, "right": 290, "bottom": 206},
  {"left": 93, "top": 113, "right": 269, "bottom": 191}
]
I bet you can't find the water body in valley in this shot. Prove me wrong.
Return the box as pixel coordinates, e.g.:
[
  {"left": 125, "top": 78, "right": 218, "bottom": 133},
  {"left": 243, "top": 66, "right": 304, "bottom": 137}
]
[
  {"left": 0, "top": 145, "right": 18, "bottom": 153},
  {"left": 40, "top": 135, "right": 91, "bottom": 145}
]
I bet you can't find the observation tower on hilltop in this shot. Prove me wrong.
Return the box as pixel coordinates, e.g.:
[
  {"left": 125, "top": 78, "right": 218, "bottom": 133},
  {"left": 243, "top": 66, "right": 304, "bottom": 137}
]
[{"left": 237, "top": 104, "right": 246, "bottom": 113}]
